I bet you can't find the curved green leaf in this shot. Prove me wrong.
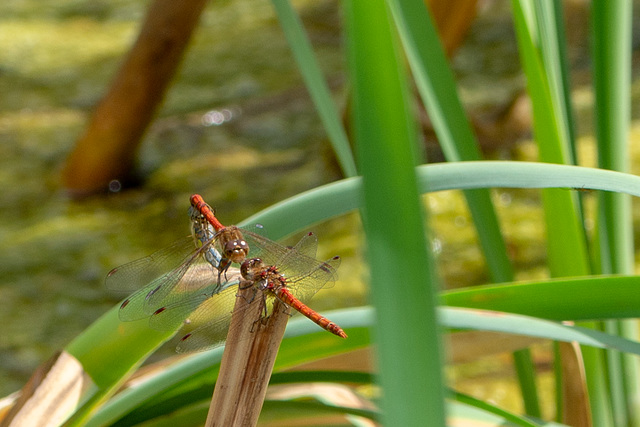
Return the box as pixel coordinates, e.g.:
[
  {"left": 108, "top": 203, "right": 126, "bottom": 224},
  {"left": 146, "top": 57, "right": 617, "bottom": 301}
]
[
  {"left": 67, "top": 161, "right": 640, "bottom": 423},
  {"left": 87, "top": 304, "right": 640, "bottom": 425},
  {"left": 443, "top": 275, "right": 640, "bottom": 321},
  {"left": 242, "top": 161, "right": 640, "bottom": 240}
]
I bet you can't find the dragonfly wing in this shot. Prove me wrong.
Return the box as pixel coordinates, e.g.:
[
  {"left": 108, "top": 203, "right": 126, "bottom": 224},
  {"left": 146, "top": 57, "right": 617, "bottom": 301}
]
[
  {"left": 148, "top": 293, "right": 208, "bottom": 331},
  {"left": 143, "top": 254, "right": 216, "bottom": 309},
  {"left": 117, "top": 283, "right": 161, "bottom": 322},
  {"left": 276, "top": 233, "right": 318, "bottom": 270},
  {"left": 289, "top": 232, "right": 318, "bottom": 258},
  {"left": 239, "top": 227, "right": 294, "bottom": 266},
  {"left": 117, "top": 247, "right": 229, "bottom": 322},
  {"left": 147, "top": 267, "right": 241, "bottom": 330},
  {"left": 230, "top": 227, "right": 325, "bottom": 278},
  {"left": 241, "top": 230, "right": 323, "bottom": 276},
  {"left": 174, "top": 286, "right": 240, "bottom": 353},
  {"left": 238, "top": 230, "right": 340, "bottom": 304},
  {"left": 283, "top": 256, "right": 341, "bottom": 304},
  {"left": 116, "top": 266, "right": 204, "bottom": 322},
  {"left": 176, "top": 285, "right": 284, "bottom": 353},
  {"left": 105, "top": 236, "right": 196, "bottom": 293}
]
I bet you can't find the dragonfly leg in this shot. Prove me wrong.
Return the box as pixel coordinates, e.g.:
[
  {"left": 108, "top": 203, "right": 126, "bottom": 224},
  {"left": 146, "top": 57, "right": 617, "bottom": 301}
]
[
  {"left": 248, "top": 293, "right": 270, "bottom": 332},
  {"left": 281, "top": 304, "right": 292, "bottom": 317},
  {"left": 237, "top": 284, "right": 258, "bottom": 304},
  {"left": 216, "top": 258, "right": 232, "bottom": 285},
  {"left": 238, "top": 279, "right": 254, "bottom": 291}
]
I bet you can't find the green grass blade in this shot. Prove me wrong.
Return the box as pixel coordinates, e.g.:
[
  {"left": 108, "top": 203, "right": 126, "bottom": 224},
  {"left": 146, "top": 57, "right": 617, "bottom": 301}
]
[
  {"left": 448, "top": 400, "right": 566, "bottom": 426},
  {"left": 591, "top": 2, "right": 636, "bottom": 426},
  {"left": 88, "top": 303, "right": 640, "bottom": 425},
  {"left": 532, "top": 1, "right": 574, "bottom": 164},
  {"left": 452, "top": 391, "right": 547, "bottom": 427},
  {"left": 386, "top": 0, "right": 513, "bottom": 283},
  {"left": 443, "top": 307, "right": 640, "bottom": 357},
  {"left": 270, "top": 0, "right": 357, "bottom": 177},
  {"left": 65, "top": 307, "right": 173, "bottom": 388},
  {"left": 387, "top": 0, "right": 532, "bottom": 412},
  {"left": 86, "top": 308, "right": 371, "bottom": 426},
  {"left": 346, "top": 1, "right": 445, "bottom": 425},
  {"left": 511, "top": 0, "right": 589, "bottom": 276},
  {"left": 64, "top": 307, "right": 177, "bottom": 426},
  {"left": 443, "top": 275, "right": 640, "bottom": 321},
  {"left": 548, "top": 1, "right": 577, "bottom": 158},
  {"left": 386, "top": 0, "right": 480, "bottom": 162},
  {"left": 261, "top": 400, "right": 379, "bottom": 422},
  {"left": 512, "top": 2, "right": 603, "bottom": 422}
]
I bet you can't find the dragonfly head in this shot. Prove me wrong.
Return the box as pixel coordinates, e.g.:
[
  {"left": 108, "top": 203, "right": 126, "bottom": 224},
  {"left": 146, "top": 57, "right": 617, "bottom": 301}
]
[
  {"left": 224, "top": 239, "right": 249, "bottom": 263},
  {"left": 240, "top": 258, "right": 265, "bottom": 280},
  {"left": 217, "top": 227, "right": 250, "bottom": 263}
]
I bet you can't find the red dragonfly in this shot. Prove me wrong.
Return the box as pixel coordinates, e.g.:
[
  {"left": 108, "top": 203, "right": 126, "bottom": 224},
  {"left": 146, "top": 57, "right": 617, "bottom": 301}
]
[
  {"left": 241, "top": 257, "right": 347, "bottom": 337},
  {"left": 107, "top": 196, "right": 288, "bottom": 323},
  {"left": 168, "top": 233, "right": 346, "bottom": 352},
  {"left": 189, "top": 194, "right": 250, "bottom": 279},
  {"left": 107, "top": 195, "right": 346, "bottom": 352}
]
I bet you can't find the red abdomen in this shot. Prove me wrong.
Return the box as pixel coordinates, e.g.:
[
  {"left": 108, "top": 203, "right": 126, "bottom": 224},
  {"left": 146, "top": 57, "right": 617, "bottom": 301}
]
[
  {"left": 190, "top": 194, "right": 225, "bottom": 231},
  {"left": 275, "top": 288, "right": 347, "bottom": 338}
]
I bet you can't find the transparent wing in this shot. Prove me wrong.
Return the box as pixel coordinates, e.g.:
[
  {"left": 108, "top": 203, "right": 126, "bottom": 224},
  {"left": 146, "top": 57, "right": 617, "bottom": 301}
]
[
  {"left": 108, "top": 240, "right": 224, "bottom": 321},
  {"left": 287, "top": 232, "right": 318, "bottom": 258},
  {"left": 105, "top": 236, "right": 197, "bottom": 293},
  {"left": 281, "top": 255, "right": 341, "bottom": 304},
  {"left": 107, "top": 220, "right": 339, "bottom": 350},
  {"left": 193, "top": 223, "right": 319, "bottom": 274},
  {"left": 172, "top": 280, "right": 285, "bottom": 353},
  {"left": 163, "top": 251, "right": 339, "bottom": 353},
  {"left": 236, "top": 227, "right": 318, "bottom": 267},
  {"left": 148, "top": 268, "right": 241, "bottom": 332},
  {"left": 241, "top": 231, "right": 323, "bottom": 275},
  {"left": 173, "top": 286, "right": 239, "bottom": 353},
  {"left": 173, "top": 284, "right": 271, "bottom": 353},
  {"left": 239, "top": 231, "right": 340, "bottom": 304}
]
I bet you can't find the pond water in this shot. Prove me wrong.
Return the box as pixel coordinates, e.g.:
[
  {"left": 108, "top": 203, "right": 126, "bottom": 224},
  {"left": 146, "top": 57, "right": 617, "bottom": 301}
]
[
  {"left": 0, "top": 0, "right": 362, "bottom": 396},
  {"left": 1, "top": 0, "right": 640, "bottom": 410}
]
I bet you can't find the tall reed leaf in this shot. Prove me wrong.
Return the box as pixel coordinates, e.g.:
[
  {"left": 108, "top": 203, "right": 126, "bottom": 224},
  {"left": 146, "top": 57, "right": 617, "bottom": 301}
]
[
  {"left": 511, "top": 0, "right": 589, "bottom": 276},
  {"left": 592, "top": 3, "right": 637, "bottom": 426},
  {"left": 513, "top": 1, "right": 611, "bottom": 424},
  {"left": 386, "top": 0, "right": 542, "bottom": 415},
  {"left": 385, "top": 0, "right": 513, "bottom": 283},
  {"left": 346, "top": 1, "right": 445, "bottom": 424},
  {"left": 270, "top": 0, "right": 357, "bottom": 177}
]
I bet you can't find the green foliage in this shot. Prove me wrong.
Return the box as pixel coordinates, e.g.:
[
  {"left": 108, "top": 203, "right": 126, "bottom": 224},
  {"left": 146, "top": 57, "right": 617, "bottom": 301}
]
[{"left": 50, "top": 1, "right": 640, "bottom": 426}]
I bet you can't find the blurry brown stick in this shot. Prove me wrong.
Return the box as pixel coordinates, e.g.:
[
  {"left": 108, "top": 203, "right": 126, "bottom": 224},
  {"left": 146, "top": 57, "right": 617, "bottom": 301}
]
[
  {"left": 426, "top": 0, "right": 477, "bottom": 57},
  {"left": 558, "top": 340, "right": 591, "bottom": 427},
  {"left": 206, "top": 285, "right": 289, "bottom": 427},
  {"left": 62, "top": 0, "right": 208, "bottom": 196},
  {"left": 63, "top": 0, "right": 476, "bottom": 196}
]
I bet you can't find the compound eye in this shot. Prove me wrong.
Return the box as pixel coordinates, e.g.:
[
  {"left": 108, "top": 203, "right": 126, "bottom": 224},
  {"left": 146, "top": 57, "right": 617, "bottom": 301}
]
[
  {"left": 224, "top": 239, "right": 249, "bottom": 263},
  {"left": 240, "top": 258, "right": 263, "bottom": 279}
]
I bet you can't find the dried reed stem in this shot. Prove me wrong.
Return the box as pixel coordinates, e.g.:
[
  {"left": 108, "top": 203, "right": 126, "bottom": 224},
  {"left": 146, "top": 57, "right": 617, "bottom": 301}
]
[{"left": 205, "top": 285, "right": 289, "bottom": 426}]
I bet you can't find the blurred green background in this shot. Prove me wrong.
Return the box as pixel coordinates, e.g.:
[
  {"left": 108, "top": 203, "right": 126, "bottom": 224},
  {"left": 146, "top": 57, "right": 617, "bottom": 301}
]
[{"left": 2, "top": 0, "right": 640, "bottom": 401}]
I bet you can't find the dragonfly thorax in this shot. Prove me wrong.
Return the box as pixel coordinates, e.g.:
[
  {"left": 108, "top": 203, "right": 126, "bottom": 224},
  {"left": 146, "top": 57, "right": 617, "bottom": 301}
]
[
  {"left": 240, "top": 258, "right": 265, "bottom": 280},
  {"left": 215, "top": 227, "right": 250, "bottom": 264}
]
